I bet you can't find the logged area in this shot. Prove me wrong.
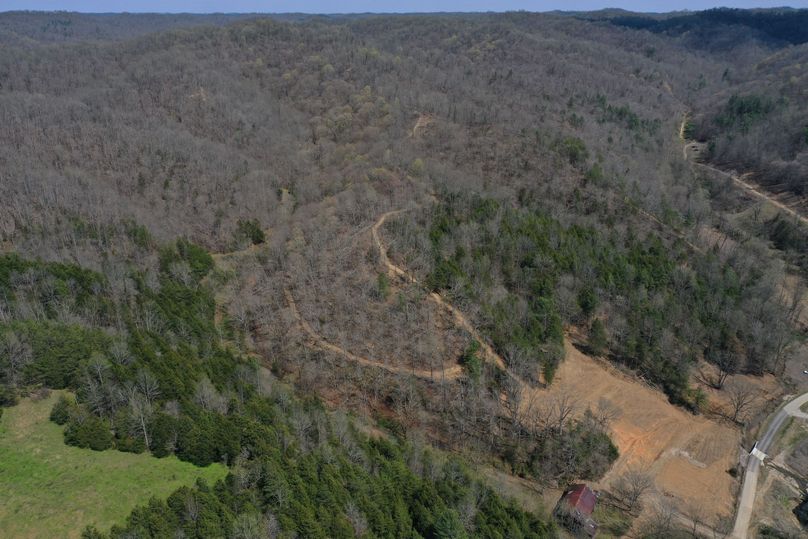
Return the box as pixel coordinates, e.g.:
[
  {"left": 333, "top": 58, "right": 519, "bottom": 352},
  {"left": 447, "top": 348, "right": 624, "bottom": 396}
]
[{"left": 551, "top": 344, "right": 739, "bottom": 518}]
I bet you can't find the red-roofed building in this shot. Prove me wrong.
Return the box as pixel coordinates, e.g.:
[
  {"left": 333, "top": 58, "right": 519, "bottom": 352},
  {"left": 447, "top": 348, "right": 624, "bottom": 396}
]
[{"left": 554, "top": 484, "right": 599, "bottom": 537}]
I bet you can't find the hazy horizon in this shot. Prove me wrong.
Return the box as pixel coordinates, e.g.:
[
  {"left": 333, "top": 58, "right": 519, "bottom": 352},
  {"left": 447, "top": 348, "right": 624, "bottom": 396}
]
[{"left": 3, "top": 1, "right": 806, "bottom": 14}]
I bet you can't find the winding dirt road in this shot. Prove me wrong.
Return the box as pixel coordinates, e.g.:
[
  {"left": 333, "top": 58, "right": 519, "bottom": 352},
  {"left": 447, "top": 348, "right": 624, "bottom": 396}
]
[
  {"left": 679, "top": 114, "right": 808, "bottom": 228},
  {"left": 284, "top": 287, "right": 463, "bottom": 381},
  {"left": 284, "top": 207, "right": 511, "bottom": 383},
  {"left": 697, "top": 162, "right": 808, "bottom": 228},
  {"left": 372, "top": 209, "right": 509, "bottom": 373}
]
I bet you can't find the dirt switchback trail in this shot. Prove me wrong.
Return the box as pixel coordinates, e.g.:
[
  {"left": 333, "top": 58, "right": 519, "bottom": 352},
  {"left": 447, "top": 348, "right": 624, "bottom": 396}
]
[
  {"left": 281, "top": 115, "right": 795, "bottom": 533},
  {"left": 286, "top": 196, "right": 748, "bottom": 526},
  {"left": 284, "top": 287, "right": 464, "bottom": 381},
  {"left": 284, "top": 207, "right": 512, "bottom": 385},
  {"left": 372, "top": 209, "right": 510, "bottom": 374}
]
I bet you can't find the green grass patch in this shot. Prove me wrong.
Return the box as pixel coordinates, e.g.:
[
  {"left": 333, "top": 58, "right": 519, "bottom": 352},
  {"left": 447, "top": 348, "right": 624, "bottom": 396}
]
[
  {"left": 592, "top": 503, "right": 633, "bottom": 538},
  {"left": 0, "top": 391, "right": 227, "bottom": 538}
]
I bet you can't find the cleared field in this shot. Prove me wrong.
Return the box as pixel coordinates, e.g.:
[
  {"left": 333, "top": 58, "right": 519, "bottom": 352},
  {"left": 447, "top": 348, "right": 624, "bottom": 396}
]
[
  {"left": 0, "top": 391, "right": 228, "bottom": 539},
  {"left": 542, "top": 342, "right": 741, "bottom": 520}
]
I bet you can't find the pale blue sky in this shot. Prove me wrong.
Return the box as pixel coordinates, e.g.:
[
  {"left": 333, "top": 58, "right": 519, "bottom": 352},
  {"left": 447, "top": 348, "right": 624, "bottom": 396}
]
[{"left": 2, "top": 1, "right": 806, "bottom": 13}]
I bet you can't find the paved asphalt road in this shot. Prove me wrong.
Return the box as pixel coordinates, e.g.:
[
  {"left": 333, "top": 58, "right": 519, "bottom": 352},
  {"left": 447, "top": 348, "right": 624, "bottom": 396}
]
[{"left": 731, "top": 392, "right": 808, "bottom": 539}]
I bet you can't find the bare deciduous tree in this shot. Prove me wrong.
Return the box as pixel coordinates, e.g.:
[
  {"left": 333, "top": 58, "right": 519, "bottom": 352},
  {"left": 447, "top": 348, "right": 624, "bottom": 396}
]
[
  {"left": 194, "top": 375, "right": 228, "bottom": 414},
  {"left": 725, "top": 380, "right": 758, "bottom": 424},
  {"left": 592, "top": 398, "right": 620, "bottom": 431},
  {"left": 135, "top": 369, "right": 160, "bottom": 405},
  {"left": 1, "top": 329, "right": 31, "bottom": 387},
  {"left": 713, "top": 350, "right": 739, "bottom": 390},
  {"left": 109, "top": 338, "right": 133, "bottom": 367},
  {"left": 682, "top": 499, "right": 707, "bottom": 538},
  {"left": 612, "top": 467, "right": 653, "bottom": 513},
  {"left": 345, "top": 502, "right": 369, "bottom": 538},
  {"left": 129, "top": 392, "right": 152, "bottom": 448},
  {"left": 550, "top": 393, "right": 576, "bottom": 435}
]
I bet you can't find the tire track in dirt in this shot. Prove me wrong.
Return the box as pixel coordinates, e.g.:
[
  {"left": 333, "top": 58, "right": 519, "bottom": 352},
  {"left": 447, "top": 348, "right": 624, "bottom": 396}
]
[
  {"left": 679, "top": 114, "right": 808, "bottom": 228},
  {"left": 371, "top": 209, "right": 509, "bottom": 373},
  {"left": 284, "top": 287, "right": 464, "bottom": 381},
  {"left": 284, "top": 206, "right": 515, "bottom": 385}
]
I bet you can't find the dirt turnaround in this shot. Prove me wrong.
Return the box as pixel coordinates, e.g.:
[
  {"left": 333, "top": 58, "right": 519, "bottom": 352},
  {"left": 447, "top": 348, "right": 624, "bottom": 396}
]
[{"left": 548, "top": 344, "right": 740, "bottom": 520}]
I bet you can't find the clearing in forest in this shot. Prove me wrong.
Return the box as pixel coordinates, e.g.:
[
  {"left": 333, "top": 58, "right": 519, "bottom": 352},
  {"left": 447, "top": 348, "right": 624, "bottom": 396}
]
[
  {"left": 0, "top": 392, "right": 228, "bottom": 539},
  {"left": 543, "top": 343, "right": 740, "bottom": 520}
]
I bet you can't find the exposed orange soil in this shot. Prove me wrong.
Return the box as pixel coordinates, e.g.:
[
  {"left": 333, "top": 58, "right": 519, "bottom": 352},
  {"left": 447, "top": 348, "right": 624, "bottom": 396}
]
[{"left": 541, "top": 343, "right": 741, "bottom": 519}]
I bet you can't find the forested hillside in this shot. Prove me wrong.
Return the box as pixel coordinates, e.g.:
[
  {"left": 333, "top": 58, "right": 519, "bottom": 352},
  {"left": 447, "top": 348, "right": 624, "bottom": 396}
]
[
  {"left": 595, "top": 8, "right": 808, "bottom": 229},
  {"left": 1, "top": 9, "right": 807, "bottom": 538},
  {"left": 604, "top": 8, "right": 808, "bottom": 47},
  {"left": 0, "top": 12, "right": 256, "bottom": 44},
  {"left": 689, "top": 46, "right": 808, "bottom": 212}
]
